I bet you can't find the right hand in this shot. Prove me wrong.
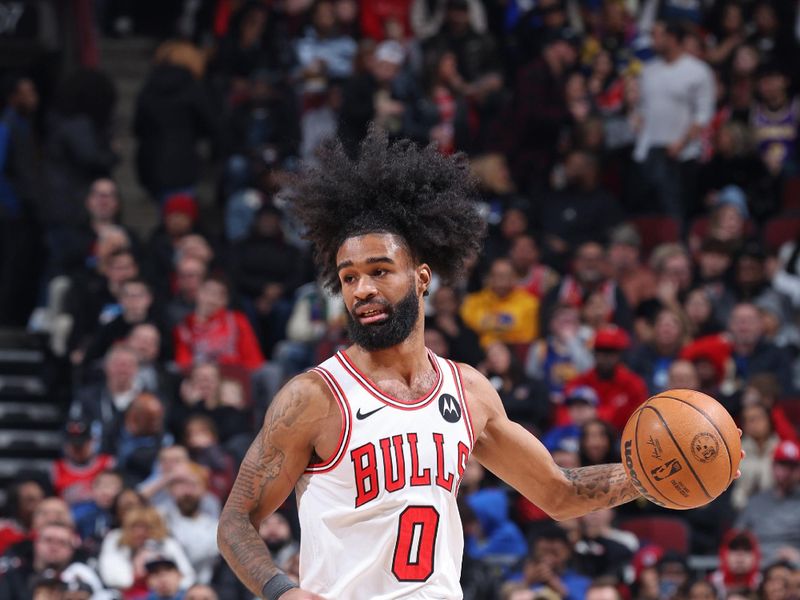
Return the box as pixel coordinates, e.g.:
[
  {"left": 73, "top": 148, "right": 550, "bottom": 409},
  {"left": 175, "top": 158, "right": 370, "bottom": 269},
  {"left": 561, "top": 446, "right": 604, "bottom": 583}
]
[{"left": 281, "top": 590, "right": 325, "bottom": 600}]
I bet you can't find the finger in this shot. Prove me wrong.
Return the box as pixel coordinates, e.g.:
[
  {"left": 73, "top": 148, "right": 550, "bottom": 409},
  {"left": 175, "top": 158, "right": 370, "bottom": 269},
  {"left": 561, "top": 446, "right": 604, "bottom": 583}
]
[
  {"left": 735, "top": 468, "right": 741, "bottom": 479},
  {"left": 737, "top": 428, "right": 742, "bottom": 437}
]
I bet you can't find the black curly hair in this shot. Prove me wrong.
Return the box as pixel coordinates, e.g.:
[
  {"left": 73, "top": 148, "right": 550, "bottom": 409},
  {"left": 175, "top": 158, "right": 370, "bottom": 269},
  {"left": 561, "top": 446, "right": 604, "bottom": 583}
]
[{"left": 290, "top": 128, "right": 486, "bottom": 292}]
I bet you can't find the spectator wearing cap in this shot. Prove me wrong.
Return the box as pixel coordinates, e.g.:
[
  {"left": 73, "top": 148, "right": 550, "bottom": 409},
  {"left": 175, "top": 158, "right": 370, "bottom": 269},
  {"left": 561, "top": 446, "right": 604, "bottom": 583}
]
[
  {"left": 703, "top": 185, "right": 751, "bottom": 253},
  {"left": 632, "top": 20, "right": 714, "bottom": 223},
  {"left": 146, "top": 194, "right": 204, "bottom": 298},
  {"left": 51, "top": 419, "right": 116, "bottom": 506},
  {"left": 736, "top": 440, "right": 800, "bottom": 565},
  {"left": 542, "top": 242, "right": 634, "bottom": 334},
  {"left": 541, "top": 386, "right": 598, "bottom": 454},
  {"left": 461, "top": 257, "right": 539, "bottom": 348},
  {"left": 629, "top": 307, "right": 689, "bottom": 394},
  {"left": 229, "top": 203, "right": 303, "bottom": 356},
  {"left": 656, "top": 551, "right": 691, "bottom": 599},
  {"left": 339, "top": 39, "right": 408, "bottom": 155},
  {"left": 5, "top": 497, "right": 76, "bottom": 564},
  {"left": 134, "top": 48, "right": 220, "bottom": 202},
  {"left": 526, "top": 304, "right": 594, "bottom": 403},
  {"left": 561, "top": 325, "right": 648, "bottom": 431},
  {"left": 710, "top": 529, "right": 762, "bottom": 597},
  {"left": 158, "top": 463, "right": 218, "bottom": 584},
  {"left": 607, "top": 224, "right": 657, "bottom": 311},
  {"left": 144, "top": 555, "right": 186, "bottom": 600},
  {"left": 174, "top": 275, "right": 265, "bottom": 371}
]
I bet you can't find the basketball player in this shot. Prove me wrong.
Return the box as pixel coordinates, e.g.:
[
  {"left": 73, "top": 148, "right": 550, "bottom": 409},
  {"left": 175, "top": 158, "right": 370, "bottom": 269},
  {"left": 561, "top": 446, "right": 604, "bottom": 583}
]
[{"left": 216, "top": 131, "right": 702, "bottom": 599}]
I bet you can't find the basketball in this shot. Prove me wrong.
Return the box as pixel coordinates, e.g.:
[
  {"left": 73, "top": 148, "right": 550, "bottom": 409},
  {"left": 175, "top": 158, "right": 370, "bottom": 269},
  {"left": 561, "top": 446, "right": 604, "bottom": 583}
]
[{"left": 620, "top": 389, "right": 741, "bottom": 510}]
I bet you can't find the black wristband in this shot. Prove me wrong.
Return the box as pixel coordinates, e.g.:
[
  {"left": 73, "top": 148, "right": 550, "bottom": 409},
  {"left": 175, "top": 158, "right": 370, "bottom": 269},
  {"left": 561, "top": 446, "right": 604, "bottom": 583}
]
[{"left": 262, "top": 573, "right": 299, "bottom": 600}]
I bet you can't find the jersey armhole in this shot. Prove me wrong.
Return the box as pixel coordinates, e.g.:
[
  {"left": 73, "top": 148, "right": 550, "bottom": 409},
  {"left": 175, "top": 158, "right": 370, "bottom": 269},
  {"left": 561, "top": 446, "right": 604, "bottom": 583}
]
[
  {"left": 447, "top": 360, "right": 475, "bottom": 449},
  {"left": 304, "top": 367, "right": 352, "bottom": 474}
]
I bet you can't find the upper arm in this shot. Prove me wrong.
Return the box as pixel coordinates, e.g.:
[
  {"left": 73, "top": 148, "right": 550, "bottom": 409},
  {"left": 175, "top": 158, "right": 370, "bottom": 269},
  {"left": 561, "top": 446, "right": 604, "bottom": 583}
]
[
  {"left": 461, "top": 364, "right": 569, "bottom": 518},
  {"left": 222, "top": 372, "right": 334, "bottom": 525}
]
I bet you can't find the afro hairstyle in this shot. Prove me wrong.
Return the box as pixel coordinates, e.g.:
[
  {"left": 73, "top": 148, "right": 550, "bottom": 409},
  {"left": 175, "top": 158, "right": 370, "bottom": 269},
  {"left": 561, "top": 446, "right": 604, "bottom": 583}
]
[{"left": 291, "top": 127, "right": 486, "bottom": 293}]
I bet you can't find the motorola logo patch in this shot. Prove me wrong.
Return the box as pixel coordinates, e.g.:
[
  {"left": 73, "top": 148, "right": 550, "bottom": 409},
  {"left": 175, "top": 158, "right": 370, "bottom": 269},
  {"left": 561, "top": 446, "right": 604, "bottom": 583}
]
[{"left": 438, "top": 394, "right": 461, "bottom": 423}]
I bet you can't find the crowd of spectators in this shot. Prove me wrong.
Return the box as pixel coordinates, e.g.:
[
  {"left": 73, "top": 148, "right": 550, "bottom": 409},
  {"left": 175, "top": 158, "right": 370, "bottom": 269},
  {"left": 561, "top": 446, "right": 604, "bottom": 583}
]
[{"left": 1, "top": 0, "right": 800, "bottom": 598}]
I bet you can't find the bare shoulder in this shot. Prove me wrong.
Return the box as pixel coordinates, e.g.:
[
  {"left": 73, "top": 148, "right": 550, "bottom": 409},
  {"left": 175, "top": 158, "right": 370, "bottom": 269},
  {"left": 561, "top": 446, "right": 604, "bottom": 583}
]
[
  {"left": 453, "top": 362, "right": 505, "bottom": 439},
  {"left": 262, "top": 371, "right": 336, "bottom": 436}
]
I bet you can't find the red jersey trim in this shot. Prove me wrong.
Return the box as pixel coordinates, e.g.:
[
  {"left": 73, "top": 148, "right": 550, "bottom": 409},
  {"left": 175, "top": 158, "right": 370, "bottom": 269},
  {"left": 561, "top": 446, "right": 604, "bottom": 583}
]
[
  {"left": 305, "top": 367, "right": 352, "bottom": 474},
  {"left": 335, "top": 349, "right": 443, "bottom": 410},
  {"left": 448, "top": 360, "right": 475, "bottom": 449}
]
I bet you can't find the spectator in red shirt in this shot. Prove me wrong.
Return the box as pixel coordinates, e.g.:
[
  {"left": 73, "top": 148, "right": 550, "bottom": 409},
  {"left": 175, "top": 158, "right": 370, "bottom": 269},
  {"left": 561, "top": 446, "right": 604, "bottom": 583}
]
[
  {"left": 52, "top": 419, "right": 115, "bottom": 506},
  {"left": 563, "top": 325, "right": 648, "bottom": 432},
  {"left": 174, "top": 276, "right": 265, "bottom": 371}
]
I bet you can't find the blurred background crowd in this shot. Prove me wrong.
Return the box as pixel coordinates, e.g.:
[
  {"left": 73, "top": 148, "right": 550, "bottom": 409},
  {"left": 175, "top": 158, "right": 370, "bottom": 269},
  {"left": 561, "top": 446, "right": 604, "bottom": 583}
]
[{"left": 1, "top": 0, "right": 800, "bottom": 598}]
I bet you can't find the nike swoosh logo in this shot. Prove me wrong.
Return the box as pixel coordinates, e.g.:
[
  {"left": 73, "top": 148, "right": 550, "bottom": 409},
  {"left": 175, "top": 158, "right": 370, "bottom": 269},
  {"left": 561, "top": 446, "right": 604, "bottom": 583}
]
[{"left": 356, "top": 406, "right": 387, "bottom": 420}]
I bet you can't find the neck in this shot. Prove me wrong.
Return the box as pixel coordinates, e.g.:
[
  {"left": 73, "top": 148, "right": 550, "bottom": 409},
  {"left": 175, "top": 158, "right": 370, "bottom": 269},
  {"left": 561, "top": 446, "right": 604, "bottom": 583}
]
[
  {"left": 109, "top": 380, "right": 132, "bottom": 394},
  {"left": 347, "top": 323, "right": 429, "bottom": 384}
]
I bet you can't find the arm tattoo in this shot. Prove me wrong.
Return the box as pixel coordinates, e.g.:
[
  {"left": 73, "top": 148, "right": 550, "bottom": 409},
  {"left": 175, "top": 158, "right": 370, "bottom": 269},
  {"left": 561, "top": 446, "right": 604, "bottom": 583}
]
[
  {"left": 217, "top": 390, "right": 304, "bottom": 596},
  {"left": 560, "top": 464, "right": 640, "bottom": 512}
]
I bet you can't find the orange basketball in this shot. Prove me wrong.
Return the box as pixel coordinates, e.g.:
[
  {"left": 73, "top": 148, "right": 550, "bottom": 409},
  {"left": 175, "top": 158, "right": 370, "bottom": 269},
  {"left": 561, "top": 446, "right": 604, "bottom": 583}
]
[{"left": 620, "top": 389, "right": 741, "bottom": 510}]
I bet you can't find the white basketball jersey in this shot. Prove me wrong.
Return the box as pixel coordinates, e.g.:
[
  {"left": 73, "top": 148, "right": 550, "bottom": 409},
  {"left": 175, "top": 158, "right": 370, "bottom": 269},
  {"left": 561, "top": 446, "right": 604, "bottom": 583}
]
[{"left": 296, "top": 349, "right": 475, "bottom": 600}]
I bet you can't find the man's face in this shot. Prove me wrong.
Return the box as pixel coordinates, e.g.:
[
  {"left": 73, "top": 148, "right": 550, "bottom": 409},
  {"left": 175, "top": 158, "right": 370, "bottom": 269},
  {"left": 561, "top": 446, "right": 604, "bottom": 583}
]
[
  {"left": 587, "top": 586, "right": 619, "bottom": 600},
  {"left": 148, "top": 566, "right": 182, "bottom": 597},
  {"left": 11, "top": 78, "right": 39, "bottom": 114},
  {"left": 31, "top": 498, "right": 71, "bottom": 531},
  {"left": 170, "top": 476, "right": 203, "bottom": 517},
  {"left": 176, "top": 258, "right": 206, "bottom": 298},
  {"left": 736, "top": 256, "right": 764, "bottom": 289},
  {"left": 661, "top": 254, "right": 692, "bottom": 291},
  {"left": 128, "top": 325, "right": 160, "bottom": 363},
  {"left": 509, "top": 237, "right": 539, "bottom": 272},
  {"left": 107, "top": 255, "right": 138, "bottom": 288},
  {"left": 185, "top": 586, "right": 218, "bottom": 600},
  {"left": 773, "top": 461, "right": 800, "bottom": 493},
  {"left": 337, "top": 234, "right": 427, "bottom": 351},
  {"left": 574, "top": 244, "right": 605, "bottom": 284},
  {"left": 34, "top": 525, "right": 75, "bottom": 570},
  {"left": 105, "top": 350, "right": 138, "bottom": 387},
  {"left": 488, "top": 260, "right": 516, "bottom": 298},
  {"left": 594, "top": 349, "right": 620, "bottom": 377},
  {"left": 259, "top": 513, "right": 292, "bottom": 552},
  {"left": 65, "top": 439, "right": 93, "bottom": 464},
  {"left": 86, "top": 179, "right": 119, "bottom": 221},
  {"left": 726, "top": 547, "right": 756, "bottom": 574},
  {"left": 608, "top": 243, "right": 638, "bottom": 271},
  {"left": 121, "top": 283, "right": 152, "bottom": 322},
  {"left": 534, "top": 538, "right": 570, "bottom": 571},
  {"left": 432, "top": 287, "right": 458, "bottom": 316},
  {"left": 93, "top": 474, "right": 123, "bottom": 509},
  {"left": 196, "top": 281, "right": 228, "bottom": 317},
  {"left": 729, "top": 305, "right": 763, "bottom": 347}
]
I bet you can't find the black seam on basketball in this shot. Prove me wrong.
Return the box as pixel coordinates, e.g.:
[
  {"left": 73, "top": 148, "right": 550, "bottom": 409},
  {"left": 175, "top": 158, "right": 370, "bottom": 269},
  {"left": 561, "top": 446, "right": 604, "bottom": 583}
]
[
  {"left": 642, "top": 405, "right": 713, "bottom": 500},
  {"left": 651, "top": 394, "right": 734, "bottom": 484},
  {"left": 635, "top": 407, "right": 689, "bottom": 507}
]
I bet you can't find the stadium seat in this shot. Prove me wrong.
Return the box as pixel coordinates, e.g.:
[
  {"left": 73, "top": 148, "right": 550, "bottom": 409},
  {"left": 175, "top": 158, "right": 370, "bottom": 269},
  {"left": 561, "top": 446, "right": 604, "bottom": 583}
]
[
  {"left": 619, "top": 516, "right": 690, "bottom": 554},
  {"left": 629, "top": 216, "right": 680, "bottom": 259},
  {"left": 762, "top": 216, "right": 800, "bottom": 253}
]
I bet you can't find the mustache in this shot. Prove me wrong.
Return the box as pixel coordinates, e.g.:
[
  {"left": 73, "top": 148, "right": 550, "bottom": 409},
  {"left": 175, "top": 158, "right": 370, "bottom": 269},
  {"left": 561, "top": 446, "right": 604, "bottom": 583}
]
[{"left": 351, "top": 298, "right": 391, "bottom": 313}]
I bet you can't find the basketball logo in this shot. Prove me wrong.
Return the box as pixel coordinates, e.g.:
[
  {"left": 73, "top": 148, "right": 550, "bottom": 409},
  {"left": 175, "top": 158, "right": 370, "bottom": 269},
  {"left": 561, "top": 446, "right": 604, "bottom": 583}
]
[
  {"left": 438, "top": 394, "right": 461, "bottom": 423},
  {"left": 691, "top": 432, "right": 719, "bottom": 463}
]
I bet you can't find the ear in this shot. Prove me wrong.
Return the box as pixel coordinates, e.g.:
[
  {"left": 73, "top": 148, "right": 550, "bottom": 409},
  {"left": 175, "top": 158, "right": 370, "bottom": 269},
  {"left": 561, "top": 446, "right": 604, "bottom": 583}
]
[{"left": 416, "top": 264, "right": 432, "bottom": 297}]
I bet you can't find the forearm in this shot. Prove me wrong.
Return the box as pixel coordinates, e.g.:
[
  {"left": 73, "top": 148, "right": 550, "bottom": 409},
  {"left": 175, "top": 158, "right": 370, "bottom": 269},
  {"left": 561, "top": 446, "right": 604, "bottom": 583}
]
[
  {"left": 556, "top": 463, "right": 640, "bottom": 520},
  {"left": 217, "top": 509, "right": 280, "bottom": 598}
]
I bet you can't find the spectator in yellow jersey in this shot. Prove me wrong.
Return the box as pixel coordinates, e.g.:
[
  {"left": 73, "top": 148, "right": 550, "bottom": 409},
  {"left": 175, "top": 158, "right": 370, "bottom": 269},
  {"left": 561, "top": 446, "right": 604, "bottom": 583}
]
[{"left": 461, "top": 258, "right": 539, "bottom": 348}]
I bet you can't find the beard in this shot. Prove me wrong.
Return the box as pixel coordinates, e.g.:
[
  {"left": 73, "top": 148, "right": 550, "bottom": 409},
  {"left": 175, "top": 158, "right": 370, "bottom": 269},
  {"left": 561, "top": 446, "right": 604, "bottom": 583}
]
[
  {"left": 346, "top": 287, "right": 420, "bottom": 351},
  {"left": 176, "top": 495, "right": 201, "bottom": 517}
]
